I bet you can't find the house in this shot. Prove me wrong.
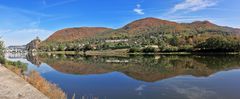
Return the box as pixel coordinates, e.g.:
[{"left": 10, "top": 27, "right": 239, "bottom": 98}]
[
  {"left": 105, "top": 39, "right": 128, "bottom": 43},
  {"left": 6, "top": 45, "right": 26, "bottom": 53},
  {"left": 144, "top": 45, "right": 159, "bottom": 48}
]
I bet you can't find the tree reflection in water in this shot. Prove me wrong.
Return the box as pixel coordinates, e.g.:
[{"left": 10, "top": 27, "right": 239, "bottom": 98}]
[{"left": 26, "top": 53, "right": 240, "bottom": 82}]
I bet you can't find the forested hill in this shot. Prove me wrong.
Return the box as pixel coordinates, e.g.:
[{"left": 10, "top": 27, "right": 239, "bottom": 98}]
[
  {"left": 112, "top": 17, "right": 240, "bottom": 36},
  {"left": 38, "top": 17, "right": 240, "bottom": 52},
  {"left": 45, "top": 27, "right": 112, "bottom": 42}
]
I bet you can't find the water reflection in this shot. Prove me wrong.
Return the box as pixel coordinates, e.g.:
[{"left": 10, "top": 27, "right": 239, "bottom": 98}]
[
  {"left": 26, "top": 54, "right": 240, "bottom": 82},
  {"left": 7, "top": 53, "right": 240, "bottom": 99}
]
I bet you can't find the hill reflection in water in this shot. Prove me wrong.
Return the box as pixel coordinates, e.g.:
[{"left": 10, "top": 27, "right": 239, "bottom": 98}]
[{"left": 26, "top": 54, "right": 240, "bottom": 82}]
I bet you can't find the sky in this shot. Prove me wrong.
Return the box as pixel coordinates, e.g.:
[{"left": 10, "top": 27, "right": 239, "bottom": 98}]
[{"left": 0, "top": 0, "right": 240, "bottom": 46}]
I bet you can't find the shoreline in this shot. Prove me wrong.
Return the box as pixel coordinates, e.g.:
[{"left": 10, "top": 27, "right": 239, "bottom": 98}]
[
  {"left": 34, "top": 49, "right": 240, "bottom": 56},
  {"left": 0, "top": 60, "right": 66, "bottom": 99},
  {"left": 0, "top": 65, "right": 48, "bottom": 99}
]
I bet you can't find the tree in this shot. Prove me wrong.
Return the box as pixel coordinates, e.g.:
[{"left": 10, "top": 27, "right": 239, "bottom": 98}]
[
  {"left": 142, "top": 47, "right": 156, "bottom": 53},
  {"left": 129, "top": 47, "right": 141, "bottom": 53},
  {"left": 157, "top": 39, "right": 167, "bottom": 51},
  {"left": 0, "top": 39, "right": 5, "bottom": 64},
  {"left": 83, "top": 44, "right": 93, "bottom": 53},
  {"left": 169, "top": 36, "right": 179, "bottom": 46},
  {"left": 0, "top": 39, "right": 4, "bottom": 55},
  {"left": 58, "top": 44, "right": 65, "bottom": 51},
  {"left": 194, "top": 36, "right": 235, "bottom": 52},
  {"left": 102, "top": 43, "right": 110, "bottom": 50}
]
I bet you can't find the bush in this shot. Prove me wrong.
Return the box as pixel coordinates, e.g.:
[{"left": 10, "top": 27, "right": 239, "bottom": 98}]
[
  {"left": 6, "top": 61, "right": 27, "bottom": 71},
  {"left": 83, "top": 44, "right": 93, "bottom": 52},
  {"left": 58, "top": 44, "right": 65, "bottom": 51},
  {"left": 0, "top": 56, "right": 6, "bottom": 64},
  {"left": 194, "top": 37, "right": 239, "bottom": 52},
  {"left": 129, "top": 47, "right": 141, "bottom": 53},
  {"left": 179, "top": 45, "right": 193, "bottom": 52},
  {"left": 163, "top": 46, "right": 179, "bottom": 52},
  {"left": 27, "top": 71, "right": 66, "bottom": 99},
  {"left": 142, "top": 47, "right": 156, "bottom": 53}
]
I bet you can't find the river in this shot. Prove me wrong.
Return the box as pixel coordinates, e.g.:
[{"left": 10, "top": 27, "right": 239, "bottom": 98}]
[{"left": 5, "top": 53, "right": 240, "bottom": 99}]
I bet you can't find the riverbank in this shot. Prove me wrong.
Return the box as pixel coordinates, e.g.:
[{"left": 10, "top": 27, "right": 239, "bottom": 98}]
[
  {"left": 0, "top": 58, "right": 66, "bottom": 99},
  {"left": 39, "top": 49, "right": 130, "bottom": 57},
  {"left": 36, "top": 49, "right": 240, "bottom": 56},
  {"left": 0, "top": 65, "right": 48, "bottom": 99}
]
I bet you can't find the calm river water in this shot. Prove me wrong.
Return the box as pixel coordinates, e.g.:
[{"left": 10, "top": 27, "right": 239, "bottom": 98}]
[{"left": 5, "top": 53, "right": 240, "bottom": 99}]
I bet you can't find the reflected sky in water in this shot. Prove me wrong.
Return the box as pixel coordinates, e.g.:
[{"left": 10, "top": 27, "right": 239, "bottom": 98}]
[{"left": 6, "top": 53, "right": 240, "bottom": 99}]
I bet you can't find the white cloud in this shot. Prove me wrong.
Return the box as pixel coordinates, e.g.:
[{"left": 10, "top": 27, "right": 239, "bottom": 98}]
[
  {"left": 170, "top": 0, "right": 218, "bottom": 13},
  {"left": 133, "top": 4, "right": 145, "bottom": 15}
]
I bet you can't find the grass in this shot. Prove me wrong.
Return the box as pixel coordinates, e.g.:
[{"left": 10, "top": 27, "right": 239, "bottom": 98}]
[{"left": 4, "top": 60, "right": 27, "bottom": 76}]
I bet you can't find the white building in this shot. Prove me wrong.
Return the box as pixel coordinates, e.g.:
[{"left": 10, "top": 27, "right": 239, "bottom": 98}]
[
  {"left": 105, "top": 39, "right": 128, "bottom": 43},
  {"left": 6, "top": 45, "right": 26, "bottom": 53}
]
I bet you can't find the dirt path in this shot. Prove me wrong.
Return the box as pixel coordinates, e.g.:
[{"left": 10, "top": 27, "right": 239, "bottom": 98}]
[{"left": 0, "top": 65, "right": 49, "bottom": 99}]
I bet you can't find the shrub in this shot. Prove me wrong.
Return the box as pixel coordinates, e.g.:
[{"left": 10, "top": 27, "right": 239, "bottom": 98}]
[
  {"left": 6, "top": 61, "right": 27, "bottom": 71},
  {"left": 163, "top": 46, "right": 179, "bottom": 52},
  {"left": 129, "top": 47, "right": 141, "bottom": 53},
  {"left": 27, "top": 71, "right": 66, "bottom": 99},
  {"left": 179, "top": 45, "right": 193, "bottom": 52},
  {"left": 194, "top": 37, "right": 239, "bottom": 52},
  {"left": 0, "top": 56, "right": 6, "bottom": 64},
  {"left": 142, "top": 47, "right": 156, "bottom": 53},
  {"left": 5, "top": 64, "right": 23, "bottom": 76},
  {"left": 83, "top": 44, "right": 93, "bottom": 52},
  {"left": 58, "top": 44, "right": 65, "bottom": 51}
]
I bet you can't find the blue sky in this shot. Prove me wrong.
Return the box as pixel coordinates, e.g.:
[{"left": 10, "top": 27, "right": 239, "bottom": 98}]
[{"left": 0, "top": 0, "right": 240, "bottom": 46}]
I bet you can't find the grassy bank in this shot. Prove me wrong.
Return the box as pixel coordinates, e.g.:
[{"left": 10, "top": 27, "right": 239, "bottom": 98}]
[{"left": 1, "top": 60, "right": 66, "bottom": 99}]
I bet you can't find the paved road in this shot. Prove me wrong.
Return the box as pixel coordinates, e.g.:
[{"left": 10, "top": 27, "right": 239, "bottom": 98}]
[{"left": 0, "top": 65, "right": 49, "bottom": 99}]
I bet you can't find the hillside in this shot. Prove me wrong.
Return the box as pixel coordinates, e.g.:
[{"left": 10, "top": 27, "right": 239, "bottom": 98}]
[
  {"left": 120, "top": 17, "right": 240, "bottom": 36},
  {"left": 45, "top": 27, "right": 112, "bottom": 42},
  {"left": 45, "top": 17, "right": 240, "bottom": 42},
  {"left": 38, "top": 17, "right": 240, "bottom": 52},
  {"left": 122, "top": 17, "right": 181, "bottom": 34}
]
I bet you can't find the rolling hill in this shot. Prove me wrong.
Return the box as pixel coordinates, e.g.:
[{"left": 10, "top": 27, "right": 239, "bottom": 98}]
[
  {"left": 44, "top": 17, "right": 240, "bottom": 43},
  {"left": 45, "top": 27, "right": 112, "bottom": 42},
  {"left": 37, "top": 17, "right": 240, "bottom": 52}
]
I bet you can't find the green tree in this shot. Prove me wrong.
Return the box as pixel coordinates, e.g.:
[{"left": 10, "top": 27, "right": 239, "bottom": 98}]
[
  {"left": 129, "top": 47, "right": 141, "bottom": 53},
  {"left": 157, "top": 39, "right": 167, "bottom": 51},
  {"left": 142, "top": 47, "right": 156, "bottom": 53},
  {"left": 0, "top": 39, "right": 5, "bottom": 64},
  {"left": 195, "top": 36, "right": 234, "bottom": 52},
  {"left": 169, "top": 36, "right": 179, "bottom": 46},
  {"left": 58, "top": 44, "right": 65, "bottom": 51},
  {"left": 83, "top": 44, "right": 93, "bottom": 53}
]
